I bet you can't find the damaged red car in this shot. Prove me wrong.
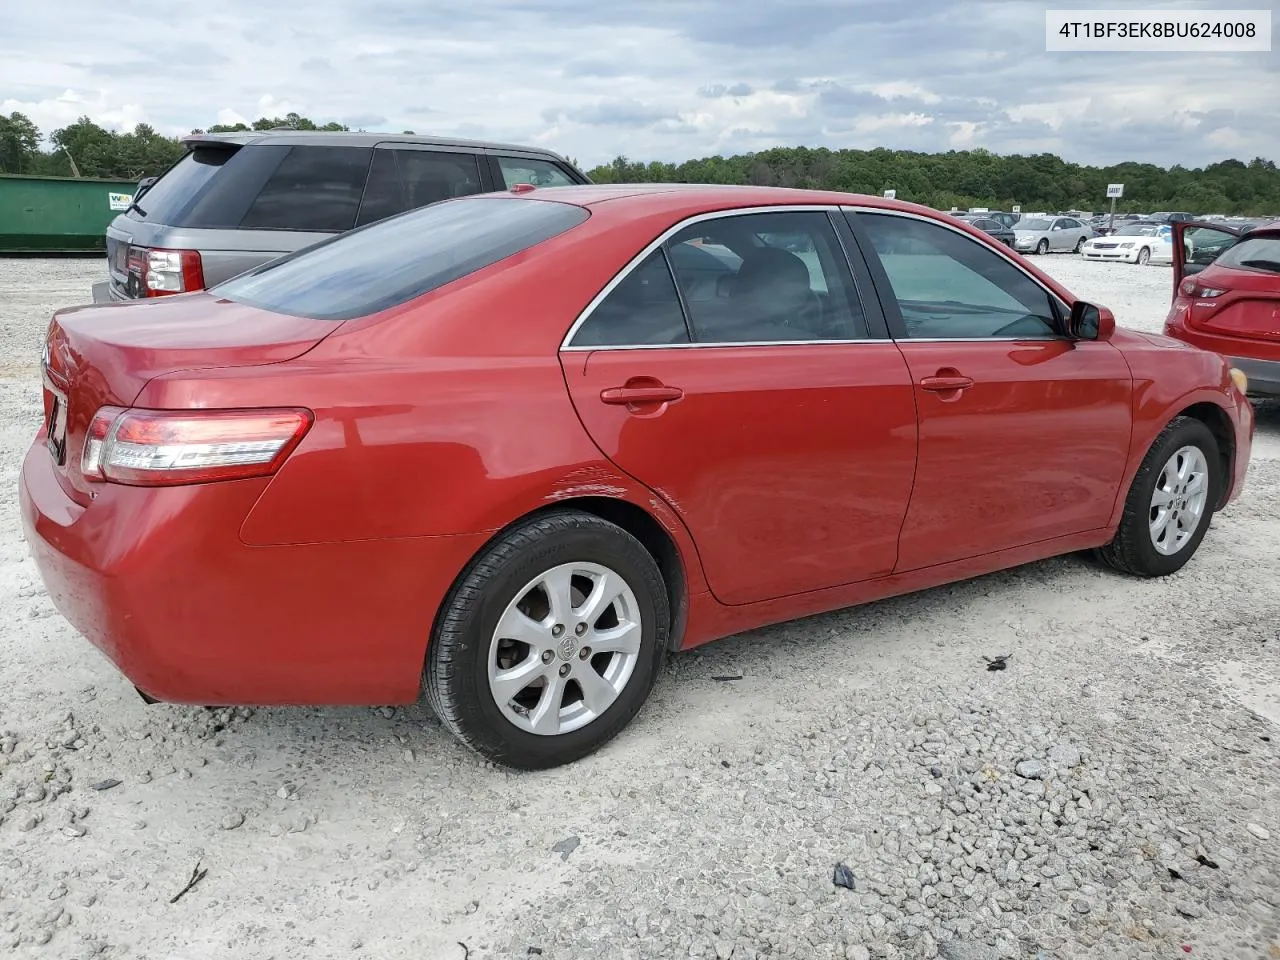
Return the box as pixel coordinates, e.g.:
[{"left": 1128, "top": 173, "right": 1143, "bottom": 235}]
[
  {"left": 22, "top": 184, "right": 1254, "bottom": 769},
  {"left": 1165, "top": 218, "right": 1280, "bottom": 398}
]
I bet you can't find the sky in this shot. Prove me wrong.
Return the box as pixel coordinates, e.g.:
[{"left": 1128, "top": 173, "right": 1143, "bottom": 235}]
[{"left": 2, "top": 0, "right": 1277, "bottom": 169}]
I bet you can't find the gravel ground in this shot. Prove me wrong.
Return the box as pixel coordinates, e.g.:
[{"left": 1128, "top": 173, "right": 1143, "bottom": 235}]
[{"left": 0, "top": 254, "right": 1277, "bottom": 960}]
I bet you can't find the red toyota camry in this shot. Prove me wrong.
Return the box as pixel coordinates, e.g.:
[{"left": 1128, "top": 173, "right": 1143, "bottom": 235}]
[{"left": 22, "top": 184, "right": 1254, "bottom": 769}]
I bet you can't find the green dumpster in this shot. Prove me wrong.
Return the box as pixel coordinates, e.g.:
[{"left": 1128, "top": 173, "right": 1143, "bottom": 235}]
[{"left": 0, "top": 174, "right": 138, "bottom": 254}]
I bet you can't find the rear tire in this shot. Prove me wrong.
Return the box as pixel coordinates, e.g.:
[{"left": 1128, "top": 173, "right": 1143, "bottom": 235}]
[
  {"left": 1095, "top": 417, "right": 1219, "bottom": 578},
  {"left": 1036, "top": 239, "right": 1049, "bottom": 255},
  {"left": 1075, "top": 237, "right": 1087, "bottom": 253},
  {"left": 425, "top": 510, "right": 668, "bottom": 770}
]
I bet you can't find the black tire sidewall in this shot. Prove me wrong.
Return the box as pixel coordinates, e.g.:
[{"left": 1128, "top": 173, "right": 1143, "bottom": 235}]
[
  {"left": 1037, "top": 239, "right": 1049, "bottom": 254},
  {"left": 436, "top": 519, "right": 667, "bottom": 768},
  {"left": 1124, "top": 419, "right": 1220, "bottom": 576},
  {"left": 1138, "top": 247, "right": 1150, "bottom": 265}
]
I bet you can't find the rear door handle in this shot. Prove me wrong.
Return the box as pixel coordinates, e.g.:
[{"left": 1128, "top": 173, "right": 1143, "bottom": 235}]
[
  {"left": 919, "top": 375, "right": 974, "bottom": 392},
  {"left": 600, "top": 385, "right": 684, "bottom": 404}
]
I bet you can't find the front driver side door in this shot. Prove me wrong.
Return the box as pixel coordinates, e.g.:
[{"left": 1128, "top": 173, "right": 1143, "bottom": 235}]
[{"left": 844, "top": 208, "right": 1134, "bottom": 571}]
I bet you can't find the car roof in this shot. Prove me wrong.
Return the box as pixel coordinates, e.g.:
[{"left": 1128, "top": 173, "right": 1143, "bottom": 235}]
[
  {"left": 498, "top": 182, "right": 962, "bottom": 219},
  {"left": 181, "top": 129, "right": 573, "bottom": 160}
]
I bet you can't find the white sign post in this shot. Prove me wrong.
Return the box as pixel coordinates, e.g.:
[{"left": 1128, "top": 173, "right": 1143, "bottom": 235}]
[
  {"left": 1012, "top": 204, "right": 1021, "bottom": 214},
  {"left": 883, "top": 189, "right": 896, "bottom": 200},
  {"left": 1105, "top": 183, "right": 1124, "bottom": 234}
]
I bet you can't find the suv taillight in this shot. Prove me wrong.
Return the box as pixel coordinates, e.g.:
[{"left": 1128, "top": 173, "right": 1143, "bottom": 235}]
[
  {"left": 126, "top": 246, "right": 205, "bottom": 297},
  {"left": 81, "top": 407, "right": 313, "bottom": 486}
]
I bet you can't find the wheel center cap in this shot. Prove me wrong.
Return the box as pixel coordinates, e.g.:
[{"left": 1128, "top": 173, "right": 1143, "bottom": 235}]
[{"left": 558, "top": 637, "right": 577, "bottom": 661}]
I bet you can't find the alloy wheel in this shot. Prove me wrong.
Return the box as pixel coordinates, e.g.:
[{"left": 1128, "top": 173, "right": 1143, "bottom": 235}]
[
  {"left": 487, "top": 562, "right": 642, "bottom": 736},
  {"left": 1149, "top": 445, "right": 1209, "bottom": 556}
]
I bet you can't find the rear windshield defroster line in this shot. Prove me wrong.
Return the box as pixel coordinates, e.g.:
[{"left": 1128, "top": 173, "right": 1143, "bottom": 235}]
[{"left": 211, "top": 197, "right": 591, "bottom": 321}]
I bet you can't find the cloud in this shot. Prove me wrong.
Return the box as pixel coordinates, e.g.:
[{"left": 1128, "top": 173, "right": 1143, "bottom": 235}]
[{"left": 0, "top": 0, "right": 1273, "bottom": 168}]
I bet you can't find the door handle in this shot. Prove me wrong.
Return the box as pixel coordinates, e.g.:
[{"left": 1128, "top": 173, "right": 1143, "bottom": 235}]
[
  {"left": 919, "top": 375, "right": 974, "bottom": 392},
  {"left": 600, "top": 384, "right": 684, "bottom": 405}
]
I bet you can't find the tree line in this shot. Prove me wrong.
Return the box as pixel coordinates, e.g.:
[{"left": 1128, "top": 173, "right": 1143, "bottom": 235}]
[
  {"left": 2, "top": 110, "right": 1277, "bottom": 215},
  {"left": 585, "top": 148, "right": 1279, "bottom": 216}
]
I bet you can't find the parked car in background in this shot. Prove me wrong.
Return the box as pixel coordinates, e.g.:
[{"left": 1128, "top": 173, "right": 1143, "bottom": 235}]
[
  {"left": 1080, "top": 221, "right": 1175, "bottom": 265},
  {"left": 1148, "top": 211, "right": 1196, "bottom": 224},
  {"left": 977, "top": 210, "right": 1020, "bottom": 229},
  {"left": 1090, "top": 213, "right": 1148, "bottom": 236},
  {"left": 1012, "top": 216, "right": 1095, "bottom": 254},
  {"left": 1166, "top": 218, "right": 1280, "bottom": 398},
  {"left": 91, "top": 131, "right": 590, "bottom": 303},
  {"left": 24, "top": 184, "right": 1253, "bottom": 769},
  {"left": 954, "top": 214, "right": 1014, "bottom": 246}
]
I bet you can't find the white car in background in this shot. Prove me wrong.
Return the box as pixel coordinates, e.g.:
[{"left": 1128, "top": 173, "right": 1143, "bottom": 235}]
[{"left": 1080, "top": 222, "right": 1176, "bottom": 265}]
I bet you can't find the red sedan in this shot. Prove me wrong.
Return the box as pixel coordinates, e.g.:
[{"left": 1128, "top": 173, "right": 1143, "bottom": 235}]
[
  {"left": 22, "top": 185, "right": 1254, "bottom": 769},
  {"left": 1166, "top": 219, "right": 1280, "bottom": 398}
]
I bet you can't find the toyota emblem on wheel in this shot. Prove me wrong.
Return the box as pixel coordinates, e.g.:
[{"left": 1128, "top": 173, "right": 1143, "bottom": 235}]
[{"left": 558, "top": 636, "right": 577, "bottom": 661}]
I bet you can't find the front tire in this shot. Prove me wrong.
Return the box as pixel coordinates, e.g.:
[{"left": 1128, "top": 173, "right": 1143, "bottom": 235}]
[
  {"left": 1036, "top": 239, "right": 1049, "bottom": 255},
  {"left": 1096, "top": 417, "right": 1219, "bottom": 577},
  {"left": 425, "top": 510, "right": 669, "bottom": 770},
  {"left": 1136, "top": 246, "right": 1151, "bottom": 265}
]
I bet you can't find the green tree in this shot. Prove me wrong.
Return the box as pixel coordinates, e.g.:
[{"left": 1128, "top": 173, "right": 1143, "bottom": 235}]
[{"left": 0, "top": 111, "right": 42, "bottom": 173}]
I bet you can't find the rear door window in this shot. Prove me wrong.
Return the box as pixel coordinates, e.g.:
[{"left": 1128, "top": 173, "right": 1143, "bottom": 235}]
[
  {"left": 496, "top": 156, "right": 578, "bottom": 188},
  {"left": 240, "top": 145, "right": 373, "bottom": 232},
  {"left": 355, "top": 148, "right": 485, "bottom": 226},
  {"left": 214, "top": 196, "right": 590, "bottom": 321}
]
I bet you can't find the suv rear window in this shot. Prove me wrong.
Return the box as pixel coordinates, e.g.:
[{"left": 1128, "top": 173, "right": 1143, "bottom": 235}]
[
  {"left": 212, "top": 196, "right": 590, "bottom": 321},
  {"left": 1214, "top": 235, "right": 1280, "bottom": 274},
  {"left": 124, "top": 146, "right": 237, "bottom": 224},
  {"left": 125, "top": 143, "right": 375, "bottom": 233}
]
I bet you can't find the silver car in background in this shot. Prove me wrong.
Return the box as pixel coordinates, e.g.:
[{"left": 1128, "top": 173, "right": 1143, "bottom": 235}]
[
  {"left": 93, "top": 131, "right": 589, "bottom": 303},
  {"left": 1011, "top": 216, "right": 1096, "bottom": 255}
]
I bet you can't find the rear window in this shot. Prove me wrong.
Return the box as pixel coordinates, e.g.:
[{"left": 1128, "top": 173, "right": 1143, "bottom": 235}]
[
  {"left": 1214, "top": 235, "right": 1280, "bottom": 275},
  {"left": 124, "top": 146, "right": 236, "bottom": 223},
  {"left": 126, "top": 142, "right": 375, "bottom": 233},
  {"left": 212, "top": 196, "right": 590, "bottom": 321}
]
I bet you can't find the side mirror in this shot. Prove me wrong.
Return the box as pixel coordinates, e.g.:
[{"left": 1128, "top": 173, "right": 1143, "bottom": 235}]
[{"left": 1068, "top": 300, "right": 1115, "bottom": 341}]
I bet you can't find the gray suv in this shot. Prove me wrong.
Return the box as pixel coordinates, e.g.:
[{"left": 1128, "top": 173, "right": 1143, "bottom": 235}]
[{"left": 93, "top": 131, "right": 590, "bottom": 302}]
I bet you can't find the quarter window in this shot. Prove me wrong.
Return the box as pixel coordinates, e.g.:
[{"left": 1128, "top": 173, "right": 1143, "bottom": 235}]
[
  {"left": 240, "top": 145, "right": 373, "bottom": 232},
  {"left": 570, "top": 251, "right": 690, "bottom": 347},
  {"left": 665, "top": 211, "right": 868, "bottom": 343},
  {"left": 497, "top": 157, "right": 577, "bottom": 189},
  {"left": 856, "top": 213, "right": 1061, "bottom": 339}
]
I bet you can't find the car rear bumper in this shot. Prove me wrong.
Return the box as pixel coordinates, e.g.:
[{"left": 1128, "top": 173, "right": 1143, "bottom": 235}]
[
  {"left": 19, "top": 441, "right": 488, "bottom": 706},
  {"left": 1163, "top": 322, "right": 1280, "bottom": 399}
]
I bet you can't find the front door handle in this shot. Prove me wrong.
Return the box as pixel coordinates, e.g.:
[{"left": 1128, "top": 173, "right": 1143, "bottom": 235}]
[
  {"left": 600, "top": 384, "right": 684, "bottom": 405},
  {"left": 919, "top": 374, "right": 974, "bottom": 392}
]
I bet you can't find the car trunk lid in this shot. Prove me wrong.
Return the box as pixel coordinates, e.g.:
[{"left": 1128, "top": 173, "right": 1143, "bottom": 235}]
[{"left": 40, "top": 293, "right": 341, "bottom": 502}]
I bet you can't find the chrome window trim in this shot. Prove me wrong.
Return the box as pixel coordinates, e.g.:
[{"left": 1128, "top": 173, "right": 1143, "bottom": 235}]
[
  {"left": 562, "top": 338, "right": 897, "bottom": 352},
  {"left": 560, "top": 204, "right": 860, "bottom": 352},
  {"left": 840, "top": 205, "right": 1074, "bottom": 328}
]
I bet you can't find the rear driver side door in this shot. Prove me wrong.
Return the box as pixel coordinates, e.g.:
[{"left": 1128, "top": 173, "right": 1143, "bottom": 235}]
[{"left": 560, "top": 207, "right": 919, "bottom": 606}]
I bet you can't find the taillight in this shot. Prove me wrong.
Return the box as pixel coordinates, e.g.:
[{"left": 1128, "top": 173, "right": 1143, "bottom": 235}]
[
  {"left": 80, "top": 407, "right": 312, "bottom": 486},
  {"left": 1179, "top": 278, "right": 1226, "bottom": 298},
  {"left": 127, "top": 246, "right": 205, "bottom": 297}
]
